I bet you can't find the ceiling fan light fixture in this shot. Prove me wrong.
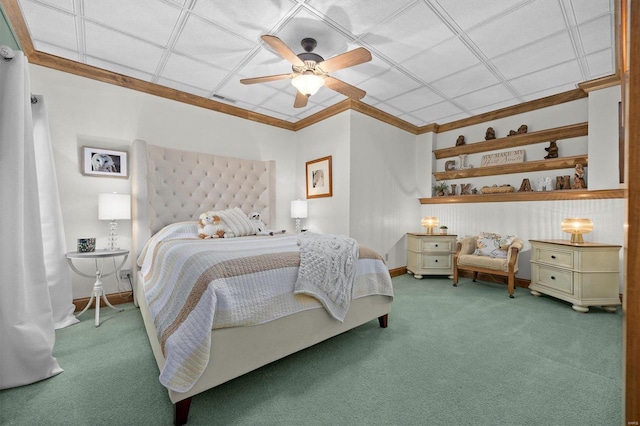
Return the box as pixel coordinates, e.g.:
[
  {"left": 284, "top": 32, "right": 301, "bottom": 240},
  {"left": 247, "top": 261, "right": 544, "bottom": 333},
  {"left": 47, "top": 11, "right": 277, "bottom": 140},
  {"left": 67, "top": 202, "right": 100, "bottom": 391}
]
[{"left": 291, "top": 73, "right": 324, "bottom": 96}]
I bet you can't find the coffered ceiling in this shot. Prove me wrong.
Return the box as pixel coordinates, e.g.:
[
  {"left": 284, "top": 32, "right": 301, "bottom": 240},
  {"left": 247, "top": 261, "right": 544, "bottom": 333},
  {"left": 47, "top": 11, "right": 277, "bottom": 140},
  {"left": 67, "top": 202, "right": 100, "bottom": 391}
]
[{"left": 9, "top": 0, "right": 616, "bottom": 127}]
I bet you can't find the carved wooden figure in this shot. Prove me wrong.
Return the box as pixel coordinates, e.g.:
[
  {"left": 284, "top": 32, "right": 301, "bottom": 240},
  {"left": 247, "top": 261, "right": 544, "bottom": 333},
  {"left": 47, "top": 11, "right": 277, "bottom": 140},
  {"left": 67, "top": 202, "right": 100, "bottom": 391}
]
[
  {"left": 456, "top": 135, "right": 465, "bottom": 146},
  {"left": 572, "top": 164, "right": 586, "bottom": 189},
  {"left": 485, "top": 127, "right": 496, "bottom": 140},
  {"left": 544, "top": 140, "right": 558, "bottom": 159}
]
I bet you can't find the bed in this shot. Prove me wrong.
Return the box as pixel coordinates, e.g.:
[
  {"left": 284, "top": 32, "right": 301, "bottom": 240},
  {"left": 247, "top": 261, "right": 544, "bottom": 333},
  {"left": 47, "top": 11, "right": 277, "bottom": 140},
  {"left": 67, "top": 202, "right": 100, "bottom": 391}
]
[{"left": 131, "top": 140, "right": 393, "bottom": 425}]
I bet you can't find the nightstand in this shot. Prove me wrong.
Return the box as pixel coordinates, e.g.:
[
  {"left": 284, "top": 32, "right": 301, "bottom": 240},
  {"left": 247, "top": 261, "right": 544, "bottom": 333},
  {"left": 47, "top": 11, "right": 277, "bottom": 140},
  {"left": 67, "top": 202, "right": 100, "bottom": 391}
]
[
  {"left": 529, "top": 240, "right": 621, "bottom": 313},
  {"left": 66, "top": 249, "right": 129, "bottom": 326},
  {"left": 406, "top": 233, "right": 457, "bottom": 278}
]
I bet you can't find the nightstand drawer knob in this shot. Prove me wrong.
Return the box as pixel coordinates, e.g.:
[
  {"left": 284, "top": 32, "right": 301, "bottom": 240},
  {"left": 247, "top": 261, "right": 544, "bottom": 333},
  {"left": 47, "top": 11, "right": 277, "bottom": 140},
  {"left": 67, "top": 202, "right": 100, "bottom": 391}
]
[
  {"left": 435, "top": 244, "right": 438, "bottom": 247},
  {"left": 551, "top": 276, "right": 556, "bottom": 280},
  {"left": 551, "top": 255, "right": 556, "bottom": 259},
  {"left": 435, "top": 259, "right": 438, "bottom": 263}
]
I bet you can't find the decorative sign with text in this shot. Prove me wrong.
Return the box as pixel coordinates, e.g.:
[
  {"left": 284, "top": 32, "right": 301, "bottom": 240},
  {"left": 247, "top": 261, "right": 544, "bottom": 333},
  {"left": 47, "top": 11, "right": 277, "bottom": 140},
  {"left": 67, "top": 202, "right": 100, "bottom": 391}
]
[{"left": 481, "top": 150, "right": 525, "bottom": 167}]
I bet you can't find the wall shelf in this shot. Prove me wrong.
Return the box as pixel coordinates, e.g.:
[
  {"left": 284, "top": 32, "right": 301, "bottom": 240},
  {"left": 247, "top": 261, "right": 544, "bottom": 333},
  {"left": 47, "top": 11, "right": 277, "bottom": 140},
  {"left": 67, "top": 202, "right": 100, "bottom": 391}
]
[
  {"left": 419, "top": 189, "right": 626, "bottom": 204},
  {"left": 433, "top": 155, "right": 588, "bottom": 181},
  {"left": 432, "top": 122, "right": 588, "bottom": 159}
]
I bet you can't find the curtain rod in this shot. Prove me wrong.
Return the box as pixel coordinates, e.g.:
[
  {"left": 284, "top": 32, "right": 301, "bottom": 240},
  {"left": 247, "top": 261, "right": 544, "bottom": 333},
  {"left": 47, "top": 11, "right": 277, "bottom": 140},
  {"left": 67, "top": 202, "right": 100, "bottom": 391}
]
[{"left": 1, "top": 45, "right": 15, "bottom": 61}]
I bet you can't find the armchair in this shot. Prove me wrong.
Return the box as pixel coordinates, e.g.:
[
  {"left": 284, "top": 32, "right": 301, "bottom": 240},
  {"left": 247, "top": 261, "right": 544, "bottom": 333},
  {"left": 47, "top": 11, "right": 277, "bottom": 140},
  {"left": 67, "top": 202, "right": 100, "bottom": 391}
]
[{"left": 453, "top": 235, "right": 524, "bottom": 298}]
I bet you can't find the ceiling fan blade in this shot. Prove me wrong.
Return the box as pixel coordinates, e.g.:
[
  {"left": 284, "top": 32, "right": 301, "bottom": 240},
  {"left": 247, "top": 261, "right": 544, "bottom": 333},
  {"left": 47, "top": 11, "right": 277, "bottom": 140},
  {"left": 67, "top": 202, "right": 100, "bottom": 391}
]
[
  {"left": 324, "top": 76, "right": 366, "bottom": 100},
  {"left": 261, "top": 35, "right": 305, "bottom": 67},
  {"left": 240, "top": 73, "right": 296, "bottom": 85},
  {"left": 294, "top": 91, "right": 309, "bottom": 108},
  {"left": 316, "top": 47, "right": 372, "bottom": 73}
]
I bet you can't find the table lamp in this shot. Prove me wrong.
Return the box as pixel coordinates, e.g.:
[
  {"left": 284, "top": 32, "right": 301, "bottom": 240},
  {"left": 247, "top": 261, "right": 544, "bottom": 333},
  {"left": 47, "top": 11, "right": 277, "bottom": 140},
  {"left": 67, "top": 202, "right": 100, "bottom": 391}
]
[
  {"left": 421, "top": 216, "right": 439, "bottom": 234},
  {"left": 98, "top": 193, "right": 131, "bottom": 250},
  {"left": 291, "top": 199, "right": 308, "bottom": 233},
  {"left": 561, "top": 218, "right": 593, "bottom": 243}
]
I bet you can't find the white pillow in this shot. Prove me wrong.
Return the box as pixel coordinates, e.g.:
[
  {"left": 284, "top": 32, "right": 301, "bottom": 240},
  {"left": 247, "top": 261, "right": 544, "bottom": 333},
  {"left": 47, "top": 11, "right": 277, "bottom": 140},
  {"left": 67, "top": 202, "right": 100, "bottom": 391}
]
[
  {"left": 473, "top": 232, "right": 516, "bottom": 258},
  {"left": 215, "top": 207, "right": 256, "bottom": 238}
]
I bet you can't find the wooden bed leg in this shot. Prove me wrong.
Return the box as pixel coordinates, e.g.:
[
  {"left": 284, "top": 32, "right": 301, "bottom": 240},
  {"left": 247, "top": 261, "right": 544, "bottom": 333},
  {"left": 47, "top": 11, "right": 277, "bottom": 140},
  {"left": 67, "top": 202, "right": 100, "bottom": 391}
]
[
  {"left": 175, "top": 397, "right": 192, "bottom": 426},
  {"left": 378, "top": 314, "right": 388, "bottom": 328}
]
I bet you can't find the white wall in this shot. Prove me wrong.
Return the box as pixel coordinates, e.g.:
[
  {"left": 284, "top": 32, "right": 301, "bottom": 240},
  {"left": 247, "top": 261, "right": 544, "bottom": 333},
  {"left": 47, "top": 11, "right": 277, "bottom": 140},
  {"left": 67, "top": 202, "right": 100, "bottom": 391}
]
[
  {"left": 295, "top": 111, "right": 351, "bottom": 236},
  {"left": 30, "top": 65, "right": 297, "bottom": 298},
  {"left": 588, "top": 85, "right": 622, "bottom": 189},
  {"left": 349, "top": 111, "right": 419, "bottom": 269}
]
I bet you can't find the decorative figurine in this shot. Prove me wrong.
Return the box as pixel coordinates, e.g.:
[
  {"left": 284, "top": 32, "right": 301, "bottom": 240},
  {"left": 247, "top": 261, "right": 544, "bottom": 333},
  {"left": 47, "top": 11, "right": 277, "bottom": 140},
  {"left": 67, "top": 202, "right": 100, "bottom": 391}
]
[
  {"left": 572, "top": 164, "right": 586, "bottom": 189},
  {"left": 508, "top": 124, "right": 529, "bottom": 136},
  {"left": 456, "top": 135, "right": 466, "bottom": 146},
  {"left": 485, "top": 127, "right": 496, "bottom": 140},
  {"left": 544, "top": 140, "right": 558, "bottom": 159}
]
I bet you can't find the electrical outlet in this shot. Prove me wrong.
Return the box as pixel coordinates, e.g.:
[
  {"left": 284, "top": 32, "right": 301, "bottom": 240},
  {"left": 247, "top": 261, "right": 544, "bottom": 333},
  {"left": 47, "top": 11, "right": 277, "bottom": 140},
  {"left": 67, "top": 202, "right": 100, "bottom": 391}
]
[{"left": 119, "top": 269, "right": 131, "bottom": 279}]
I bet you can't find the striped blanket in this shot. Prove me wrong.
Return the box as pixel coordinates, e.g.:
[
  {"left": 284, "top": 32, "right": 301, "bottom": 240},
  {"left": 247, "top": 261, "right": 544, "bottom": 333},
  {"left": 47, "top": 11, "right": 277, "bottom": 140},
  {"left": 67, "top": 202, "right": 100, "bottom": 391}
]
[{"left": 138, "top": 224, "right": 393, "bottom": 392}]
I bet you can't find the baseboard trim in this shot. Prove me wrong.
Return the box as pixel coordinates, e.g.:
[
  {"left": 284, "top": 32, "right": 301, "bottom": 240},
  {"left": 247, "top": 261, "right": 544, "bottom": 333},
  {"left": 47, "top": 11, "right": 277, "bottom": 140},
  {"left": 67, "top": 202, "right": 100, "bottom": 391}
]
[
  {"left": 73, "top": 291, "right": 133, "bottom": 312},
  {"left": 389, "top": 267, "right": 407, "bottom": 278}
]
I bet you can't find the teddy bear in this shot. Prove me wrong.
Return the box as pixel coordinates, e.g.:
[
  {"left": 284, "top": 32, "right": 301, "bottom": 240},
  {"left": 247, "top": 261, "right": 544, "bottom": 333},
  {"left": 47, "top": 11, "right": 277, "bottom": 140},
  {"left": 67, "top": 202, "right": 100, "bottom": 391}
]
[{"left": 198, "top": 210, "right": 225, "bottom": 239}]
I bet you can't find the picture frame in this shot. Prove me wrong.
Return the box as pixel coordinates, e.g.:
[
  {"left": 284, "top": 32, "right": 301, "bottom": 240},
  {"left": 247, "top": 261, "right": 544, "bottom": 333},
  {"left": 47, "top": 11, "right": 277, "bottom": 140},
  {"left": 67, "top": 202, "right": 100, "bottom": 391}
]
[
  {"left": 82, "top": 146, "right": 128, "bottom": 178},
  {"left": 306, "top": 156, "right": 332, "bottom": 199}
]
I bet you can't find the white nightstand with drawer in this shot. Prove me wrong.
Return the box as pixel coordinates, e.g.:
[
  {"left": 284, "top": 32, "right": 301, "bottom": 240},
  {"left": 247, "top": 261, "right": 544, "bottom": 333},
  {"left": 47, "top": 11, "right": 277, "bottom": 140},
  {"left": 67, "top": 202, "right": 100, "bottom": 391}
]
[
  {"left": 529, "top": 239, "right": 621, "bottom": 313},
  {"left": 407, "top": 233, "right": 457, "bottom": 279}
]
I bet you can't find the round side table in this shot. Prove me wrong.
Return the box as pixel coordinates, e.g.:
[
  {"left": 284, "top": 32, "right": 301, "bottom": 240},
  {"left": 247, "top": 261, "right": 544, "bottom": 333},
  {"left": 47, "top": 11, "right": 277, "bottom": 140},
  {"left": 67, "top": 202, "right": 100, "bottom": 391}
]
[{"left": 66, "top": 249, "right": 129, "bottom": 327}]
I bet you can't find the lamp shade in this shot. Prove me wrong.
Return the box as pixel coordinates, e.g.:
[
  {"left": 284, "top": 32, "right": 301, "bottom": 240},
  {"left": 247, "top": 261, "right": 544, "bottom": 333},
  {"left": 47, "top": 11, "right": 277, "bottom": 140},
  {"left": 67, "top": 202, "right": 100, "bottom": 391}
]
[
  {"left": 421, "top": 216, "right": 439, "bottom": 234},
  {"left": 291, "top": 72, "right": 324, "bottom": 96},
  {"left": 561, "top": 218, "right": 593, "bottom": 243},
  {"left": 291, "top": 199, "right": 308, "bottom": 219},
  {"left": 98, "top": 193, "right": 131, "bottom": 220}
]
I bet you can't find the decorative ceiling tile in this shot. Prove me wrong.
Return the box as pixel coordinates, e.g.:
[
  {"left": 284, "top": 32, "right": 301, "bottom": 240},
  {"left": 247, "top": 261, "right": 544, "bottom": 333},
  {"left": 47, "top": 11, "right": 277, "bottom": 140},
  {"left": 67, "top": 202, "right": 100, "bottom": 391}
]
[
  {"left": 20, "top": 1, "right": 77, "bottom": 52},
  {"left": 155, "top": 77, "right": 211, "bottom": 98},
  {"left": 357, "top": 68, "right": 421, "bottom": 101},
  {"left": 411, "top": 101, "right": 464, "bottom": 124},
  {"left": 362, "top": 1, "right": 455, "bottom": 63},
  {"left": 32, "top": 40, "right": 78, "bottom": 62},
  {"left": 453, "top": 83, "right": 515, "bottom": 112},
  {"left": 401, "top": 36, "right": 480, "bottom": 83},
  {"left": 490, "top": 31, "right": 576, "bottom": 80},
  {"left": 430, "top": 63, "right": 499, "bottom": 98},
  {"left": 509, "top": 60, "right": 583, "bottom": 96},
  {"left": 307, "top": 0, "right": 414, "bottom": 36},
  {"left": 84, "top": 22, "right": 165, "bottom": 75},
  {"left": 585, "top": 49, "right": 615, "bottom": 78},
  {"left": 83, "top": 0, "right": 181, "bottom": 46},
  {"left": 467, "top": 0, "right": 566, "bottom": 58},
  {"left": 578, "top": 15, "right": 614, "bottom": 55},
  {"left": 160, "top": 52, "right": 230, "bottom": 91},
  {"left": 191, "top": 0, "right": 296, "bottom": 43},
  {"left": 569, "top": 0, "right": 613, "bottom": 24},
  {"left": 386, "top": 87, "right": 444, "bottom": 113},
  {"left": 174, "top": 14, "right": 255, "bottom": 69},
  {"left": 436, "top": 0, "right": 527, "bottom": 31},
  {"left": 87, "top": 57, "right": 153, "bottom": 82}
]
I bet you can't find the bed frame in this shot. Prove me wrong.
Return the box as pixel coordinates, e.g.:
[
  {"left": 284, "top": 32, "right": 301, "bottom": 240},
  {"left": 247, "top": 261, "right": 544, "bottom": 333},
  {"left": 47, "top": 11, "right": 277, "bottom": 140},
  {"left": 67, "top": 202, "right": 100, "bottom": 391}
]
[{"left": 131, "top": 140, "right": 392, "bottom": 425}]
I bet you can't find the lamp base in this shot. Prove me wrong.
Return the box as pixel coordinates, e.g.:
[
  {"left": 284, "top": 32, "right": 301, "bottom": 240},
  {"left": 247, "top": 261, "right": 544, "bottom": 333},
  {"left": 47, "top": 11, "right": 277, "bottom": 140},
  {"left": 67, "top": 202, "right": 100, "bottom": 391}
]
[
  {"left": 107, "top": 220, "right": 119, "bottom": 250},
  {"left": 295, "top": 218, "right": 301, "bottom": 234},
  {"left": 570, "top": 234, "right": 584, "bottom": 244}
]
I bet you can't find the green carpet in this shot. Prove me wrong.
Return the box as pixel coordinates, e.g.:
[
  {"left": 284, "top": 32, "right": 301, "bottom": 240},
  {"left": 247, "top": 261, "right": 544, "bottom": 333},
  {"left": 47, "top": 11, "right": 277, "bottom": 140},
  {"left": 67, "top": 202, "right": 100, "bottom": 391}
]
[{"left": 0, "top": 275, "right": 621, "bottom": 426}]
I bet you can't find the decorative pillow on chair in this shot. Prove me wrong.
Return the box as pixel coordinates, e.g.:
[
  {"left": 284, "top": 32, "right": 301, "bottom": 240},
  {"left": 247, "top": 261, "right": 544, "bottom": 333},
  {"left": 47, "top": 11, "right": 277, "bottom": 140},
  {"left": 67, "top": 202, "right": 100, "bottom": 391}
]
[{"left": 473, "top": 232, "right": 516, "bottom": 258}]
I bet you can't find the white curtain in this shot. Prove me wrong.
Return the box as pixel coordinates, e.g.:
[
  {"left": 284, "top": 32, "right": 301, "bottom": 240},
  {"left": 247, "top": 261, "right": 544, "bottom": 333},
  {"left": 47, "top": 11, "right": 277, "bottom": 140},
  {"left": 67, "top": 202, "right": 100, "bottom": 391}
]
[{"left": 0, "top": 50, "right": 76, "bottom": 390}]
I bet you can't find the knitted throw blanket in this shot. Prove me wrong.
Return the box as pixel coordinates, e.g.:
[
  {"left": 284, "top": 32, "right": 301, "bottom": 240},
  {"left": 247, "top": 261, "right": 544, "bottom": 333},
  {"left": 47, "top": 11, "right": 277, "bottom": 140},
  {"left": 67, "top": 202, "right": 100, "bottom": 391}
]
[{"left": 294, "top": 233, "right": 359, "bottom": 322}]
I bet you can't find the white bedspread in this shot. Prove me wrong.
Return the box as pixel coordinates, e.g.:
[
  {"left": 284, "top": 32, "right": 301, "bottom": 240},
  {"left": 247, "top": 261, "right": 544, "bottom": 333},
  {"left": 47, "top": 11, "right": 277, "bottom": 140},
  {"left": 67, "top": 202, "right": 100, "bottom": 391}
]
[{"left": 138, "top": 226, "right": 393, "bottom": 393}]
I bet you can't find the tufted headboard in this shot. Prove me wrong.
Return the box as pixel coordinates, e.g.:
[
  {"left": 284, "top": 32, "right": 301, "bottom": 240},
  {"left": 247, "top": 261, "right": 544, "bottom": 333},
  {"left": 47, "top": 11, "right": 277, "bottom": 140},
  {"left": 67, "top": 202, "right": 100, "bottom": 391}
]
[{"left": 131, "top": 140, "right": 276, "bottom": 262}]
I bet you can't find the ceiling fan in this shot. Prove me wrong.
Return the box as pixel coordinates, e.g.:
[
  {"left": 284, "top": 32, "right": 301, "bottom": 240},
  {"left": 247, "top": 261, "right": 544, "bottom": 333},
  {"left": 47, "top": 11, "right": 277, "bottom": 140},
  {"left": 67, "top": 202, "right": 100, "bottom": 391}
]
[{"left": 240, "top": 35, "right": 372, "bottom": 108}]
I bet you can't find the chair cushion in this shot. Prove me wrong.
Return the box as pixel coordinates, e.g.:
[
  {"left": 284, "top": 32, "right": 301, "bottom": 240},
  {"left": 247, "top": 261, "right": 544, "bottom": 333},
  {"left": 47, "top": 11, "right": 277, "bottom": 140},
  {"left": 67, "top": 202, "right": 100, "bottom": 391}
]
[
  {"left": 473, "top": 232, "right": 516, "bottom": 258},
  {"left": 458, "top": 254, "right": 519, "bottom": 273}
]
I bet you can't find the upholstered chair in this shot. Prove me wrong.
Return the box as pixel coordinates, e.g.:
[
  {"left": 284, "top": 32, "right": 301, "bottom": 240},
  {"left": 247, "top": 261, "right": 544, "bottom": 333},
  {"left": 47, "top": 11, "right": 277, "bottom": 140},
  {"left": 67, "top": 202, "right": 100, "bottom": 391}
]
[{"left": 453, "top": 235, "right": 524, "bottom": 298}]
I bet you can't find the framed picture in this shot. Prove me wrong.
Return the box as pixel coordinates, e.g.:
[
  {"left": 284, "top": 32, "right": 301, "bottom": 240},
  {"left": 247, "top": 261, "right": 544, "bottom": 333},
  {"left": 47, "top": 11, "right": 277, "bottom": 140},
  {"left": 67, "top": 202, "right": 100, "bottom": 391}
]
[
  {"left": 306, "top": 156, "right": 332, "bottom": 199},
  {"left": 82, "top": 146, "right": 128, "bottom": 178}
]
